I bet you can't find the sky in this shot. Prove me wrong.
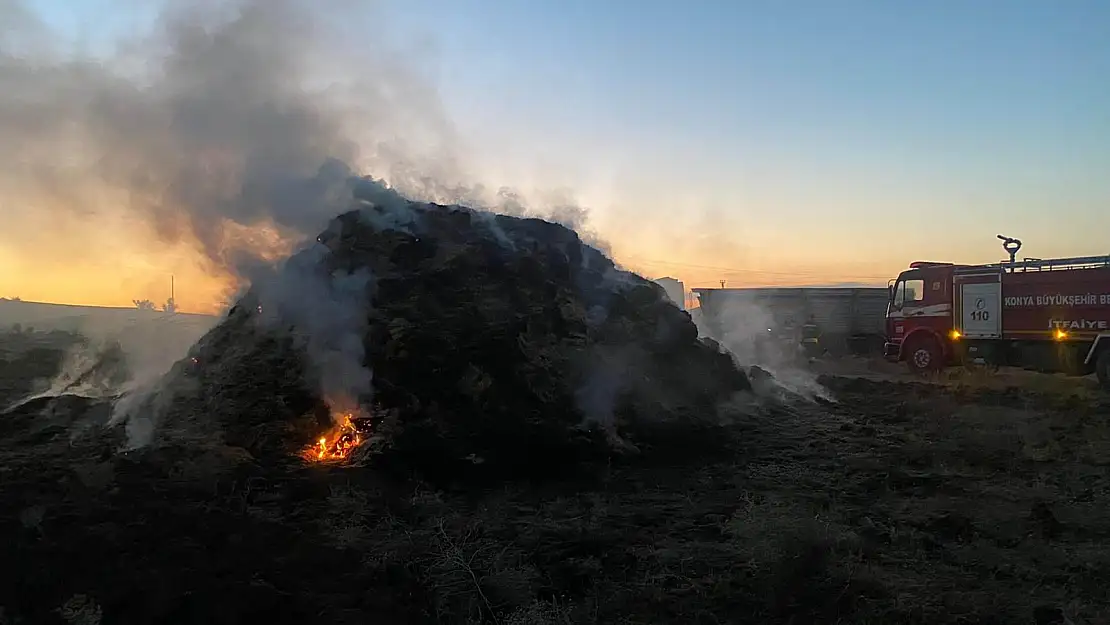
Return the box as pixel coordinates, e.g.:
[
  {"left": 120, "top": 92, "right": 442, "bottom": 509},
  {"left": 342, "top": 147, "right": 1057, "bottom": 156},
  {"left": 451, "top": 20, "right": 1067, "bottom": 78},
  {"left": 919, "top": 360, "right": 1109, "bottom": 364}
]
[{"left": 2, "top": 0, "right": 1108, "bottom": 312}]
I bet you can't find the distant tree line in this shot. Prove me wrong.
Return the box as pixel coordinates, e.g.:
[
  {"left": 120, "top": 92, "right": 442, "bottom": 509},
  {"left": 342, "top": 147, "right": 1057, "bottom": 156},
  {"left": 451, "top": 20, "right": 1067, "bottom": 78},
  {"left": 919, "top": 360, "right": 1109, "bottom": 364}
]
[
  {"left": 133, "top": 297, "right": 177, "bottom": 313},
  {"left": 1, "top": 295, "right": 177, "bottom": 312}
]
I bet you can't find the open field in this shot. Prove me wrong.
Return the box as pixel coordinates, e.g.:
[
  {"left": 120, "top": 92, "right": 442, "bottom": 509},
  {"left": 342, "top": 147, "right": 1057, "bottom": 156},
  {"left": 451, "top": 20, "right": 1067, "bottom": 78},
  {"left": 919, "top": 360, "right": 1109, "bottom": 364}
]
[
  {"left": 1, "top": 341, "right": 1108, "bottom": 624},
  {"left": 816, "top": 356, "right": 1105, "bottom": 395},
  {"left": 0, "top": 303, "right": 216, "bottom": 406},
  {"left": 0, "top": 300, "right": 217, "bottom": 335}
]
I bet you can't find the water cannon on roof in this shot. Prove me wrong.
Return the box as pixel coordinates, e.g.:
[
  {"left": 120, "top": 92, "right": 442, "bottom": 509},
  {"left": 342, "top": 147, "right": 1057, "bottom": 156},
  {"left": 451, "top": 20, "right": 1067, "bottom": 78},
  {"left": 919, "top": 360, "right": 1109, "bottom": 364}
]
[{"left": 997, "top": 234, "right": 1022, "bottom": 264}]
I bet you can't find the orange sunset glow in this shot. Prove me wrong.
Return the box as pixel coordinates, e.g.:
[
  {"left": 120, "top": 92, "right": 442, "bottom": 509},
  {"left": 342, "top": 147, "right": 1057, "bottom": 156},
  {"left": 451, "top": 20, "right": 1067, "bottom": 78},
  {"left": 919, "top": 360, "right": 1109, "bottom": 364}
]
[
  {"left": 0, "top": 169, "right": 913, "bottom": 315},
  {"left": 0, "top": 208, "right": 902, "bottom": 315},
  {"left": 0, "top": 187, "right": 306, "bottom": 314}
]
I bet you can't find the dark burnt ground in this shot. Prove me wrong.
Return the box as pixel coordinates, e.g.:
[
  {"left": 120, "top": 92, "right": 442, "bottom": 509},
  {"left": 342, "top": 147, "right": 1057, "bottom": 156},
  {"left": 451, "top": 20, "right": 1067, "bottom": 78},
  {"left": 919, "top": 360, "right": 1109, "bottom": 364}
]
[
  {"left": 2, "top": 351, "right": 1110, "bottom": 624},
  {"left": 0, "top": 330, "right": 80, "bottom": 401}
]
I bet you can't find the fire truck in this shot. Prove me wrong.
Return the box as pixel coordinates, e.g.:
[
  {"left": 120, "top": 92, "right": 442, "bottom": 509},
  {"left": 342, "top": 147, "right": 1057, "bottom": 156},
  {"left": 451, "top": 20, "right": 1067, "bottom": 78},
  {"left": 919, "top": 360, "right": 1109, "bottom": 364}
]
[{"left": 884, "top": 235, "right": 1110, "bottom": 388}]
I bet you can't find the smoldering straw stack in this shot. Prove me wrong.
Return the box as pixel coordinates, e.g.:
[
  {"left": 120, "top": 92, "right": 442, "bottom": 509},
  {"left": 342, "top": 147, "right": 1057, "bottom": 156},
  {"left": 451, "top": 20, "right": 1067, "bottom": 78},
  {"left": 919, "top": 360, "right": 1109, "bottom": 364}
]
[{"left": 147, "top": 193, "right": 752, "bottom": 485}]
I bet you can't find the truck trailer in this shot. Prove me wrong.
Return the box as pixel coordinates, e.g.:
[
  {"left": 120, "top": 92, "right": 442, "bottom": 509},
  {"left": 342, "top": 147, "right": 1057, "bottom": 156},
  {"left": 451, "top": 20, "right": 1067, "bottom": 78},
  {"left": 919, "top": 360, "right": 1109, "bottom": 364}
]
[
  {"left": 884, "top": 236, "right": 1110, "bottom": 388},
  {"left": 693, "top": 286, "right": 890, "bottom": 356}
]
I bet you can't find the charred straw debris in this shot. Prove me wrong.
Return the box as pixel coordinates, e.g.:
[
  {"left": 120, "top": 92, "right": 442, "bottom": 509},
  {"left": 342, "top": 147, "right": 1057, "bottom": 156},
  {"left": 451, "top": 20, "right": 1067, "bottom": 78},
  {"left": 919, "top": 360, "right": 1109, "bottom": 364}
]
[{"left": 146, "top": 186, "right": 751, "bottom": 484}]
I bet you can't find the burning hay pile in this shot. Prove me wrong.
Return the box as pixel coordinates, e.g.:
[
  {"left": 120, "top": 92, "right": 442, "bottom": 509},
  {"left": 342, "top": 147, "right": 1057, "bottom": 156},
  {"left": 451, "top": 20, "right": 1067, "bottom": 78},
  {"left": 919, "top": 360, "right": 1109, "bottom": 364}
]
[{"left": 147, "top": 191, "right": 751, "bottom": 482}]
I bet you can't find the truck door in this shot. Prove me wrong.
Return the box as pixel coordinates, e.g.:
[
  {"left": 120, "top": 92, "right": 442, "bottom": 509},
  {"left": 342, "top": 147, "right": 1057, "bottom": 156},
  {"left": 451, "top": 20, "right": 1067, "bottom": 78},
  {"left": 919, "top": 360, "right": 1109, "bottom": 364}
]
[{"left": 954, "top": 269, "right": 1002, "bottom": 339}]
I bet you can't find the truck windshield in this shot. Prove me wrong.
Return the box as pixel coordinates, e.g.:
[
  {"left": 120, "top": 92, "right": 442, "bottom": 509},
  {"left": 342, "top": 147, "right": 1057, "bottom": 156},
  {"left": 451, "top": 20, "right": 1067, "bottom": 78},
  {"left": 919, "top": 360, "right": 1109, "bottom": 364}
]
[{"left": 891, "top": 275, "right": 925, "bottom": 309}]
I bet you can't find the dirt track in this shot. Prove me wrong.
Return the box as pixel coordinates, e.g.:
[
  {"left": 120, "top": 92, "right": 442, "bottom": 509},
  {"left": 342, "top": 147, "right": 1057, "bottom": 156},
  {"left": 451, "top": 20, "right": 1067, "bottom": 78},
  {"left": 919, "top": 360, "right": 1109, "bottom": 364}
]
[{"left": 1, "top": 346, "right": 1108, "bottom": 624}]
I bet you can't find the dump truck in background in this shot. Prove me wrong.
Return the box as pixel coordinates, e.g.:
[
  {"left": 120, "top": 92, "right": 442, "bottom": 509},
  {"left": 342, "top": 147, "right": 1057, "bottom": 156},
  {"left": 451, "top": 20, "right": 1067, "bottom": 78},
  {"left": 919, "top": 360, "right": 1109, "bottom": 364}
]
[
  {"left": 693, "top": 286, "right": 890, "bottom": 357},
  {"left": 885, "top": 235, "right": 1110, "bottom": 388}
]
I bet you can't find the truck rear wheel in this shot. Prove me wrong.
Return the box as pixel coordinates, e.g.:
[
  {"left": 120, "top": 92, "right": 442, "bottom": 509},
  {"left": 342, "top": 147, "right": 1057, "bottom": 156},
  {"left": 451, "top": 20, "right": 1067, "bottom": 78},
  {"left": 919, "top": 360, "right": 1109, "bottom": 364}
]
[
  {"left": 1097, "top": 349, "right": 1110, "bottom": 390},
  {"left": 905, "top": 336, "right": 942, "bottom": 376}
]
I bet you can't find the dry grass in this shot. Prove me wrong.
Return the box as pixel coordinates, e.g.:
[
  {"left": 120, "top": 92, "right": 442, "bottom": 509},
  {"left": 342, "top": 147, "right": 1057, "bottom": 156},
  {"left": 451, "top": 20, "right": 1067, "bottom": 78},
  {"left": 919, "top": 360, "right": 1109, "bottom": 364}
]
[
  {"left": 56, "top": 595, "right": 102, "bottom": 625},
  {"left": 3, "top": 353, "right": 1110, "bottom": 623},
  {"left": 817, "top": 354, "right": 1103, "bottom": 397},
  {"left": 930, "top": 364, "right": 1101, "bottom": 397}
]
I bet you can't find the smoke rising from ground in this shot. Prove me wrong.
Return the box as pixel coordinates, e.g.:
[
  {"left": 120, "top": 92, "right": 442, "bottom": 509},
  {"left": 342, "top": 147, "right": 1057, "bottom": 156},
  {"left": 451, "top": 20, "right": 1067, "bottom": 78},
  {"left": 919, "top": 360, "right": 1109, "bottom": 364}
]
[
  {"left": 695, "top": 298, "right": 833, "bottom": 402},
  {"left": 3, "top": 313, "right": 215, "bottom": 411},
  {"left": 251, "top": 243, "right": 375, "bottom": 412}
]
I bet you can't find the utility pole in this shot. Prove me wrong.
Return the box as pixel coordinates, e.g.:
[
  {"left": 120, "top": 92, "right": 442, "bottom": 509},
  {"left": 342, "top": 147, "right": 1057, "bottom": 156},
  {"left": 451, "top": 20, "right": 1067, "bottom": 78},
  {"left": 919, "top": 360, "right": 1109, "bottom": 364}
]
[
  {"left": 719, "top": 280, "right": 726, "bottom": 288},
  {"left": 164, "top": 275, "right": 178, "bottom": 314}
]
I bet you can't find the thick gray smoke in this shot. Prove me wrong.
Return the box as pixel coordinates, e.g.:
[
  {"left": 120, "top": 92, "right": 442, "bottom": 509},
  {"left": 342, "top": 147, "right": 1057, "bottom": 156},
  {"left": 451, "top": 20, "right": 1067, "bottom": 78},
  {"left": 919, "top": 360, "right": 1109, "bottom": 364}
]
[
  {"left": 1, "top": 0, "right": 616, "bottom": 445},
  {"left": 0, "top": 0, "right": 438, "bottom": 442},
  {"left": 0, "top": 0, "right": 615, "bottom": 272},
  {"left": 2, "top": 1, "right": 428, "bottom": 268}
]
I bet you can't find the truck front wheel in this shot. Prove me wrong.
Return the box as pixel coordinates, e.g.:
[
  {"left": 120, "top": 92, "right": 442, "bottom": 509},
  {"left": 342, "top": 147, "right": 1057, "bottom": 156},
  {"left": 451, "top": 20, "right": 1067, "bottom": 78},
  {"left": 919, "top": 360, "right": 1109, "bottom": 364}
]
[
  {"left": 905, "top": 336, "right": 942, "bottom": 376},
  {"left": 1096, "top": 349, "right": 1110, "bottom": 390}
]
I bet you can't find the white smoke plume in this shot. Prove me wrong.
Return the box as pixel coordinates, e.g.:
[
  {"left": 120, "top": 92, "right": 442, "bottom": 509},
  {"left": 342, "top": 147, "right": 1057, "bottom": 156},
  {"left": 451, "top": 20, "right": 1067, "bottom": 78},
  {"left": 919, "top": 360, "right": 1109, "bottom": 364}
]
[
  {"left": 1, "top": 0, "right": 620, "bottom": 446},
  {"left": 2, "top": 339, "right": 122, "bottom": 413},
  {"left": 251, "top": 243, "right": 374, "bottom": 412},
  {"left": 573, "top": 345, "right": 642, "bottom": 453},
  {"left": 3, "top": 313, "right": 215, "bottom": 414},
  {"left": 1, "top": 0, "right": 614, "bottom": 266},
  {"left": 0, "top": 0, "right": 456, "bottom": 442},
  {"left": 694, "top": 297, "right": 833, "bottom": 403}
]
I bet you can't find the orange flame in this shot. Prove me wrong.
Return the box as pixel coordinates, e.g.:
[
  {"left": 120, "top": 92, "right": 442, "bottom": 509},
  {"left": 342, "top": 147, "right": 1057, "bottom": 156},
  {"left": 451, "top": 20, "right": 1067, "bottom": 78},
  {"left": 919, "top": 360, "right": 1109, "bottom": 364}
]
[{"left": 302, "top": 412, "right": 365, "bottom": 462}]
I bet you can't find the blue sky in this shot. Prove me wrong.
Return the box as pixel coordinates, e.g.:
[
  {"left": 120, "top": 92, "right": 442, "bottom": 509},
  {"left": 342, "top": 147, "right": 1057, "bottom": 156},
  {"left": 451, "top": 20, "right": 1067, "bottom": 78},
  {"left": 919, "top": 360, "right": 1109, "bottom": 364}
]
[
  {"left": 388, "top": 0, "right": 1110, "bottom": 273},
  {"left": 11, "top": 0, "right": 1110, "bottom": 300}
]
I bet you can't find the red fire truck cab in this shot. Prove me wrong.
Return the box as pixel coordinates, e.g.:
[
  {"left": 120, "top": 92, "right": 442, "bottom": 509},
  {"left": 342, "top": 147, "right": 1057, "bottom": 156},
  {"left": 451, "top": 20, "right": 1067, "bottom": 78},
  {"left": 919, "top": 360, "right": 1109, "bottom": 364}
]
[{"left": 884, "top": 236, "right": 1110, "bottom": 388}]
